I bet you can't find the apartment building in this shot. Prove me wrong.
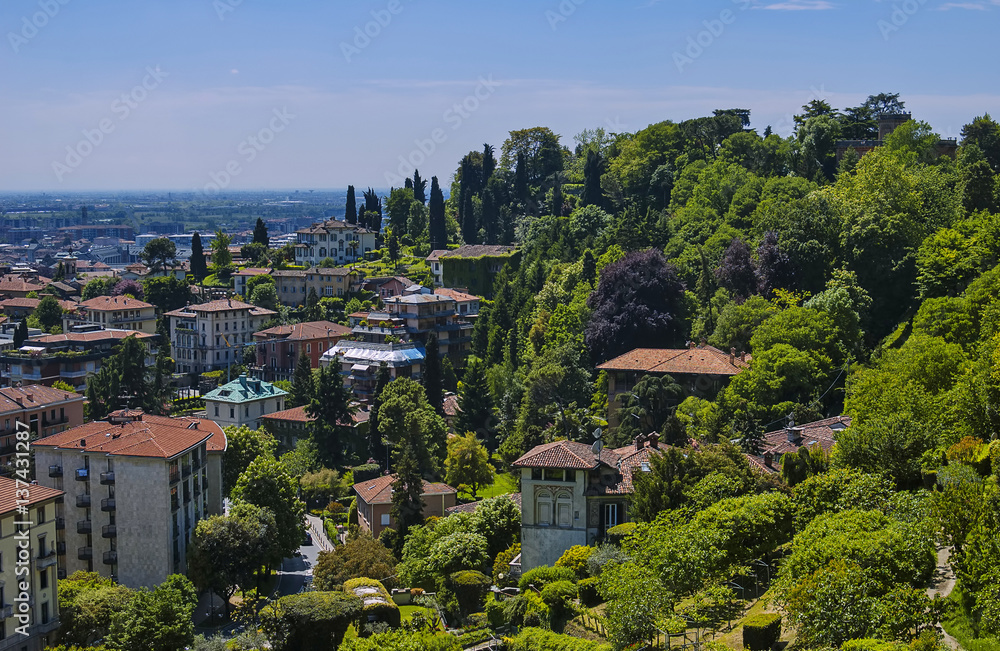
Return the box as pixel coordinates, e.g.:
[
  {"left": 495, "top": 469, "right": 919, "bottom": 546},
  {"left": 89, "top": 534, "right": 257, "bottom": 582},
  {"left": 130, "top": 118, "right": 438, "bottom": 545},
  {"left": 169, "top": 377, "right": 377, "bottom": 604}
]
[
  {"left": 271, "top": 267, "right": 365, "bottom": 307},
  {"left": 233, "top": 267, "right": 271, "bottom": 298},
  {"left": 32, "top": 411, "right": 226, "bottom": 588},
  {"left": 165, "top": 299, "right": 277, "bottom": 374},
  {"left": 62, "top": 296, "right": 157, "bottom": 335},
  {"left": 293, "top": 219, "right": 377, "bottom": 266},
  {"left": 252, "top": 320, "right": 352, "bottom": 382},
  {"left": 203, "top": 374, "right": 287, "bottom": 430},
  {"left": 0, "top": 330, "right": 157, "bottom": 392},
  {"left": 320, "top": 341, "right": 425, "bottom": 403},
  {"left": 380, "top": 294, "right": 474, "bottom": 360},
  {"left": 0, "top": 477, "right": 63, "bottom": 651},
  {"left": 0, "top": 385, "right": 85, "bottom": 466}
]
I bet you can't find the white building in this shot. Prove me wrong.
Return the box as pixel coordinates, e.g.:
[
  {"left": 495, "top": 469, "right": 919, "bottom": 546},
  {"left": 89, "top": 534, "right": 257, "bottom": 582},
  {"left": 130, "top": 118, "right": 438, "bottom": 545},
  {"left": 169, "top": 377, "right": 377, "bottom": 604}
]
[
  {"left": 203, "top": 374, "right": 288, "bottom": 430},
  {"left": 293, "top": 219, "right": 378, "bottom": 267},
  {"left": 165, "top": 299, "right": 277, "bottom": 374},
  {"left": 320, "top": 341, "right": 425, "bottom": 403}
]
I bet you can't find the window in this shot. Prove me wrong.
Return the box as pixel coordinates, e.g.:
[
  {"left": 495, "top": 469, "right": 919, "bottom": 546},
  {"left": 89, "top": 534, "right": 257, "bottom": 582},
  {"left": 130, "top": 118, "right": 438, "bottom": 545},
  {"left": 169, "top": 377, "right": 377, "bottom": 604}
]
[
  {"left": 37, "top": 505, "right": 45, "bottom": 523},
  {"left": 536, "top": 492, "right": 552, "bottom": 526},
  {"left": 40, "top": 567, "right": 48, "bottom": 589},
  {"left": 557, "top": 493, "right": 572, "bottom": 527},
  {"left": 531, "top": 468, "right": 542, "bottom": 481},
  {"left": 565, "top": 470, "right": 576, "bottom": 482},
  {"left": 544, "top": 468, "right": 564, "bottom": 482},
  {"left": 230, "top": 408, "right": 235, "bottom": 419},
  {"left": 214, "top": 405, "right": 219, "bottom": 417},
  {"left": 605, "top": 503, "right": 619, "bottom": 528},
  {"left": 380, "top": 513, "right": 390, "bottom": 526},
  {"left": 306, "top": 344, "right": 311, "bottom": 353}
]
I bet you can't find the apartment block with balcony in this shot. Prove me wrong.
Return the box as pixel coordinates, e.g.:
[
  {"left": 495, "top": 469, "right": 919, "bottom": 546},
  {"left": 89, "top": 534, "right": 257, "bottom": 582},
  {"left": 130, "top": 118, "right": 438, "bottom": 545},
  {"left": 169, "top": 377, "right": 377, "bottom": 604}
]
[
  {"left": 0, "top": 477, "right": 64, "bottom": 650},
  {"left": 0, "top": 385, "right": 85, "bottom": 466},
  {"left": 380, "top": 294, "right": 474, "bottom": 361},
  {"left": 62, "top": 296, "right": 157, "bottom": 335},
  {"left": 320, "top": 341, "right": 425, "bottom": 404},
  {"left": 293, "top": 219, "right": 377, "bottom": 267},
  {"left": 252, "top": 320, "right": 352, "bottom": 382},
  {"left": 165, "top": 299, "right": 277, "bottom": 375},
  {"left": 0, "top": 329, "right": 158, "bottom": 392},
  {"left": 32, "top": 411, "right": 226, "bottom": 589}
]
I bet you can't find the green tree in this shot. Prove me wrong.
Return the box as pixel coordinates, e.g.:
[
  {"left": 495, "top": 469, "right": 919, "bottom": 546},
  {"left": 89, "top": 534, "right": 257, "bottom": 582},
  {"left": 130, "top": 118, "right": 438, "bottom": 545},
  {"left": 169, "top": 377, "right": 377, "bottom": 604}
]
[
  {"left": 289, "top": 352, "right": 315, "bottom": 408},
  {"left": 600, "top": 562, "right": 670, "bottom": 650},
  {"left": 429, "top": 176, "right": 447, "bottom": 251},
  {"left": 190, "top": 231, "right": 208, "bottom": 281},
  {"left": 613, "top": 373, "right": 684, "bottom": 446},
  {"left": 379, "top": 378, "right": 448, "bottom": 476},
  {"left": 259, "top": 591, "right": 363, "bottom": 651},
  {"left": 390, "top": 442, "right": 426, "bottom": 541},
  {"left": 306, "top": 364, "right": 356, "bottom": 468},
  {"left": 368, "top": 363, "right": 391, "bottom": 466},
  {"left": 454, "top": 357, "right": 495, "bottom": 449},
  {"left": 253, "top": 217, "right": 270, "bottom": 248},
  {"left": 142, "top": 276, "right": 191, "bottom": 313},
  {"left": 222, "top": 425, "right": 278, "bottom": 495},
  {"left": 34, "top": 294, "right": 63, "bottom": 332},
  {"left": 141, "top": 237, "right": 177, "bottom": 272},
  {"left": 82, "top": 277, "right": 117, "bottom": 300},
  {"left": 106, "top": 575, "right": 197, "bottom": 651},
  {"left": 422, "top": 334, "right": 443, "bottom": 413},
  {"left": 313, "top": 533, "right": 397, "bottom": 590},
  {"left": 211, "top": 230, "right": 234, "bottom": 279},
  {"left": 346, "top": 185, "right": 358, "bottom": 224},
  {"left": 85, "top": 335, "right": 163, "bottom": 419},
  {"left": 445, "top": 432, "right": 494, "bottom": 498},
  {"left": 250, "top": 282, "right": 278, "bottom": 310},
  {"left": 232, "top": 455, "right": 306, "bottom": 562},
  {"left": 58, "top": 571, "right": 134, "bottom": 646}
]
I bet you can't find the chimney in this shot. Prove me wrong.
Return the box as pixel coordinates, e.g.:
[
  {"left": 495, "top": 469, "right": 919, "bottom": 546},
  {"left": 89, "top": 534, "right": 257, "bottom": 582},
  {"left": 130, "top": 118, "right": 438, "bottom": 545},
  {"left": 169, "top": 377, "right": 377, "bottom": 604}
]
[
  {"left": 763, "top": 452, "right": 773, "bottom": 468},
  {"left": 699, "top": 337, "right": 707, "bottom": 347},
  {"left": 648, "top": 433, "right": 659, "bottom": 448},
  {"left": 688, "top": 341, "right": 696, "bottom": 350},
  {"left": 80, "top": 438, "right": 86, "bottom": 447},
  {"left": 634, "top": 433, "right": 647, "bottom": 451},
  {"left": 786, "top": 427, "right": 799, "bottom": 443},
  {"left": 740, "top": 351, "right": 746, "bottom": 363},
  {"left": 730, "top": 347, "right": 736, "bottom": 365}
]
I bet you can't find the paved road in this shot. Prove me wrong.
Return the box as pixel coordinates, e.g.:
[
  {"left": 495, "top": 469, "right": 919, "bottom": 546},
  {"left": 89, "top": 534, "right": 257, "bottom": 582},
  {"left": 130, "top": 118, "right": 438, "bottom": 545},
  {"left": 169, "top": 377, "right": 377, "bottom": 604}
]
[{"left": 275, "top": 533, "right": 322, "bottom": 597}]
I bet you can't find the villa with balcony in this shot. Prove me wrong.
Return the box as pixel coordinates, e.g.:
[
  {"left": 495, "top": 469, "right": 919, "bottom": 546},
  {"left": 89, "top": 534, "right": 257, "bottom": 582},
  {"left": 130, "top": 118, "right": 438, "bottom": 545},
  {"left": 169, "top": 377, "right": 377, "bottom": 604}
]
[{"left": 62, "top": 296, "right": 157, "bottom": 335}]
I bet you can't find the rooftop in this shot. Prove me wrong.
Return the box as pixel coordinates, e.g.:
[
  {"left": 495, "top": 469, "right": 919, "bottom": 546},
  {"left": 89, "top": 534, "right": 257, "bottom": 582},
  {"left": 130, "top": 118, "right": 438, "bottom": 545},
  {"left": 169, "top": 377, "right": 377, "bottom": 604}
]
[
  {"left": 0, "top": 476, "right": 63, "bottom": 516},
  {"left": 33, "top": 412, "right": 225, "bottom": 459},
  {"left": 426, "top": 245, "right": 516, "bottom": 261},
  {"left": 203, "top": 374, "right": 288, "bottom": 404},
  {"left": 597, "top": 343, "right": 750, "bottom": 376},
  {"left": 353, "top": 473, "right": 457, "bottom": 505},
  {"left": 0, "top": 384, "right": 83, "bottom": 415},
  {"left": 253, "top": 320, "right": 352, "bottom": 342},
  {"left": 164, "top": 298, "right": 277, "bottom": 317},
  {"left": 77, "top": 295, "right": 154, "bottom": 311},
  {"left": 755, "top": 415, "right": 852, "bottom": 471},
  {"left": 261, "top": 403, "right": 369, "bottom": 426},
  {"left": 434, "top": 288, "right": 480, "bottom": 303},
  {"left": 445, "top": 492, "right": 521, "bottom": 516},
  {"left": 323, "top": 340, "right": 425, "bottom": 366}
]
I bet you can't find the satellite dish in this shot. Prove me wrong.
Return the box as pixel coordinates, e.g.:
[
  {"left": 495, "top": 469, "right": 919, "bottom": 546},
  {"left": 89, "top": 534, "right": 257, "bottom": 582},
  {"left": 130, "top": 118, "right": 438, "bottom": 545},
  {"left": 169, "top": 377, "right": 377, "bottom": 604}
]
[
  {"left": 592, "top": 440, "right": 604, "bottom": 457},
  {"left": 592, "top": 427, "right": 603, "bottom": 440}
]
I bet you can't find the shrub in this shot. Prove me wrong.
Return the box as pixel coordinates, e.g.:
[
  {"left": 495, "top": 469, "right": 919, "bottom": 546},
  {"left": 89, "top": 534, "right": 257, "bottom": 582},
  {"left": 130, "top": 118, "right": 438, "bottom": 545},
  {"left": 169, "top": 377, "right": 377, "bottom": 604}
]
[
  {"left": 258, "top": 591, "right": 362, "bottom": 651},
  {"left": 540, "top": 580, "right": 578, "bottom": 618},
  {"left": 518, "top": 565, "right": 577, "bottom": 592},
  {"left": 742, "top": 614, "right": 782, "bottom": 651},
  {"left": 493, "top": 544, "right": 521, "bottom": 587},
  {"left": 503, "top": 592, "right": 549, "bottom": 628},
  {"left": 449, "top": 571, "right": 491, "bottom": 617},
  {"left": 506, "top": 627, "right": 612, "bottom": 651},
  {"left": 841, "top": 639, "right": 908, "bottom": 651},
  {"left": 586, "top": 544, "right": 631, "bottom": 577},
  {"left": 485, "top": 594, "right": 506, "bottom": 627},
  {"left": 352, "top": 464, "right": 381, "bottom": 483},
  {"left": 554, "top": 545, "right": 594, "bottom": 579},
  {"left": 343, "top": 578, "right": 400, "bottom": 632},
  {"left": 605, "top": 522, "right": 637, "bottom": 545},
  {"left": 577, "top": 576, "right": 601, "bottom": 606}
]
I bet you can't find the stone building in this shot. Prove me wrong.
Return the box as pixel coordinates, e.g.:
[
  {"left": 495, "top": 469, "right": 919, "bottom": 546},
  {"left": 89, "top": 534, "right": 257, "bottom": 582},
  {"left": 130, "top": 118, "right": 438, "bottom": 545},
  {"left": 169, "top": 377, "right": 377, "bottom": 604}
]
[
  {"left": 165, "top": 299, "right": 277, "bottom": 374},
  {"left": 0, "top": 385, "right": 85, "bottom": 466},
  {"left": 62, "top": 296, "right": 157, "bottom": 335},
  {"left": 202, "top": 374, "right": 288, "bottom": 430}
]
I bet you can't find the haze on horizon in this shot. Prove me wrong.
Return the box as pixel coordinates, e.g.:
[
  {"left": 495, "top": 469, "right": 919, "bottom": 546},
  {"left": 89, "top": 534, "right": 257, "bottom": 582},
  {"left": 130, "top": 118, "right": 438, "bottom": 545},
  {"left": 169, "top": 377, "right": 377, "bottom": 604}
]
[{"left": 2, "top": 0, "right": 998, "bottom": 192}]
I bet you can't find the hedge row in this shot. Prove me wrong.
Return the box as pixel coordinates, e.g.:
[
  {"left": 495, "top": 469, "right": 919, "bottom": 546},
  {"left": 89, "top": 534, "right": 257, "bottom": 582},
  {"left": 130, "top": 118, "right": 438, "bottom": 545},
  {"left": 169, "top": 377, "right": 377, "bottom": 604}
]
[
  {"left": 343, "top": 577, "right": 400, "bottom": 630},
  {"left": 505, "top": 627, "right": 612, "bottom": 651},
  {"left": 742, "top": 614, "right": 782, "bottom": 651}
]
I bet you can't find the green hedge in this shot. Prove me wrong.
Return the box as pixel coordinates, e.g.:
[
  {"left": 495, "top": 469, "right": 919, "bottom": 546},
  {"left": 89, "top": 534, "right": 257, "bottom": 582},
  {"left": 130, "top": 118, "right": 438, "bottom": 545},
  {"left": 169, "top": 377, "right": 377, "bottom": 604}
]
[
  {"left": 259, "top": 590, "right": 362, "bottom": 651},
  {"left": 505, "top": 627, "right": 612, "bottom": 651},
  {"left": 449, "top": 570, "right": 491, "bottom": 616},
  {"left": 518, "top": 565, "right": 577, "bottom": 592},
  {"left": 841, "top": 639, "right": 909, "bottom": 651},
  {"left": 576, "top": 577, "right": 601, "bottom": 606},
  {"left": 742, "top": 614, "right": 782, "bottom": 651},
  {"left": 343, "top": 577, "right": 400, "bottom": 631},
  {"left": 605, "top": 522, "right": 637, "bottom": 545}
]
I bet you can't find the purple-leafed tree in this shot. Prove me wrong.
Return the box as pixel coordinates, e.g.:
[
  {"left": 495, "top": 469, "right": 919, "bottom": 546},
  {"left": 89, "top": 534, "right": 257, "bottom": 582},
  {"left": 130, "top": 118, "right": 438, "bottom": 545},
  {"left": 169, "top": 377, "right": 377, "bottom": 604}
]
[
  {"left": 585, "top": 249, "right": 687, "bottom": 363},
  {"left": 112, "top": 278, "right": 144, "bottom": 300},
  {"left": 756, "top": 231, "right": 796, "bottom": 298},
  {"left": 715, "top": 238, "right": 757, "bottom": 302}
]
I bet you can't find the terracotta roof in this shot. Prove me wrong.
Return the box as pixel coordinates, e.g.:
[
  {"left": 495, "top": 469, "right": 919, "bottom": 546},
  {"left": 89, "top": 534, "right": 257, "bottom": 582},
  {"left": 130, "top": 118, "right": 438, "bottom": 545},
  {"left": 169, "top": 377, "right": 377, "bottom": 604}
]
[
  {"left": 446, "top": 492, "right": 521, "bottom": 515},
  {"left": 512, "top": 440, "right": 618, "bottom": 470},
  {"left": 353, "top": 474, "right": 457, "bottom": 505},
  {"left": 0, "top": 385, "right": 83, "bottom": 415},
  {"left": 434, "top": 288, "right": 479, "bottom": 303},
  {"left": 77, "top": 295, "right": 153, "bottom": 311},
  {"left": 0, "top": 297, "right": 77, "bottom": 311},
  {"left": 262, "top": 404, "right": 369, "bottom": 426},
  {"left": 761, "top": 416, "right": 851, "bottom": 458},
  {"left": 33, "top": 413, "right": 224, "bottom": 459},
  {"left": 234, "top": 267, "right": 272, "bottom": 276},
  {"left": 443, "top": 393, "right": 459, "bottom": 418},
  {"left": 0, "top": 476, "right": 64, "bottom": 516},
  {"left": 34, "top": 329, "right": 155, "bottom": 344},
  {"left": 253, "top": 320, "right": 352, "bottom": 342},
  {"left": 597, "top": 344, "right": 750, "bottom": 376},
  {"left": 164, "top": 298, "right": 256, "bottom": 316},
  {"left": 0, "top": 275, "right": 48, "bottom": 293}
]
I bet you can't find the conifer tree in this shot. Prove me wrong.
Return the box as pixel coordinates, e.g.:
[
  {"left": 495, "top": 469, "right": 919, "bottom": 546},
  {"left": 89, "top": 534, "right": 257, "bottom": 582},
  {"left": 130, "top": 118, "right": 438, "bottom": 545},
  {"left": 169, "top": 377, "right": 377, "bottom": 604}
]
[
  {"left": 306, "top": 364, "right": 355, "bottom": 467},
  {"left": 289, "top": 353, "right": 314, "bottom": 408},
  {"left": 190, "top": 232, "right": 208, "bottom": 281},
  {"left": 345, "top": 185, "right": 357, "bottom": 224},
  {"left": 482, "top": 143, "right": 496, "bottom": 181},
  {"left": 412, "top": 170, "right": 427, "bottom": 204},
  {"left": 368, "top": 363, "right": 391, "bottom": 466},
  {"left": 429, "top": 176, "right": 446, "bottom": 251},
  {"left": 252, "top": 217, "right": 269, "bottom": 248},
  {"left": 455, "top": 357, "right": 496, "bottom": 450},
  {"left": 422, "top": 334, "right": 443, "bottom": 414},
  {"left": 390, "top": 441, "right": 424, "bottom": 539}
]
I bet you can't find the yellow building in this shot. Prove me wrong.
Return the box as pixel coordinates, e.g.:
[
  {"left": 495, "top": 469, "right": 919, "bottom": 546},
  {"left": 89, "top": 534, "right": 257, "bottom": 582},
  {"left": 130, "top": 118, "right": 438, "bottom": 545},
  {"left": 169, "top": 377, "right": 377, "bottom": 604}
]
[
  {"left": 0, "top": 476, "right": 63, "bottom": 650},
  {"left": 63, "top": 296, "right": 157, "bottom": 335}
]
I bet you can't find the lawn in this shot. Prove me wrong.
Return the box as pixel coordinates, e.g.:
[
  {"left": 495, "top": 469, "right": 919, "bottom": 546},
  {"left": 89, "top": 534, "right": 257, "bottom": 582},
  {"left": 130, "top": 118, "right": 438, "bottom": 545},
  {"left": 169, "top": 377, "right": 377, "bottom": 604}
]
[
  {"left": 943, "top": 587, "right": 1000, "bottom": 651},
  {"left": 473, "top": 472, "right": 519, "bottom": 500}
]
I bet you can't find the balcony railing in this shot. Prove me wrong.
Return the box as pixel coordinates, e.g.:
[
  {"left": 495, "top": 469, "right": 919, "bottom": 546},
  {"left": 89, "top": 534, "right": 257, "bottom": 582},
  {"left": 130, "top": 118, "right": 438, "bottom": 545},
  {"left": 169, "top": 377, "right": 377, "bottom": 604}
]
[
  {"left": 48, "top": 465, "right": 63, "bottom": 478},
  {"left": 76, "top": 494, "right": 91, "bottom": 508},
  {"left": 75, "top": 468, "right": 89, "bottom": 481},
  {"left": 170, "top": 497, "right": 179, "bottom": 511},
  {"left": 100, "top": 498, "right": 116, "bottom": 512},
  {"left": 55, "top": 517, "right": 65, "bottom": 530},
  {"left": 182, "top": 464, "right": 192, "bottom": 478},
  {"left": 0, "top": 605, "right": 12, "bottom": 618},
  {"left": 169, "top": 470, "right": 180, "bottom": 484},
  {"left": 102, "top": 524, "right": 117, "bottom": 538},
  {"left": 76, "top": 520, "right": 92, "bottom": 534},
  {"left": 37, "top": 550, "right": 58, "bottom": 569},
  {"left": 102, "top": 551, "right": 117, "bottom": 565},
  {"left": 100, "top": 471, "right": 115, "bottom": 485},
  {"left": 78, "top": 546, "right": 93, "bottom": 561}
]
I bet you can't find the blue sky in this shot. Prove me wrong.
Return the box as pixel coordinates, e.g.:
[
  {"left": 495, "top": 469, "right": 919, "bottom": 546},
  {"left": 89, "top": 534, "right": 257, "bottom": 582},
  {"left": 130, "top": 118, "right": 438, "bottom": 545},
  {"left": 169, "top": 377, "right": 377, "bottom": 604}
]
[{"left": 2, "top": 0, "right": 998, "bottom": 191}]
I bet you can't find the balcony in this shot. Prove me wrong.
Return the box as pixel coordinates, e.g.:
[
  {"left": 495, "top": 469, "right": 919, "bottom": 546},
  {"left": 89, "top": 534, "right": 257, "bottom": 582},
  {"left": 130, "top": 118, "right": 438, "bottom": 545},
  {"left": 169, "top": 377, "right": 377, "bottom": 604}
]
[
  {"left": 102, "top": 524, "right": 117, "bottom": 538},
  {"left": 182, "top": 464, "right": 192, "bottom": 478},
  {"left": 48, "top": 465, "right": 63, "bottom": 478},
  {"left": 57, "top": 569, "right": 66, "bottom": 580},
  {"left": 0, "top": 605, "right": 12, "bottom": 618},
  {"left": 170, "top": 497, "right": 179, "bottom": 511},
  {"left": 37, "top": 550, "right": 58, "bottom": 569},
  {"left": 100, "top": 471, "right": 115, "bottom": 485},
  {"left": 76, "top": 520, "right": 92, "bottom": 534},
  {"left": 75, "top": 468, "right": 89, "bottom": 481},
  {"left": 76, "top": 494, "right": 91, "bottom": 508},
  {"left": 78, "top": 546, "right": 93, "bottom": 561},
  {"left": 183, "top": 487, "right": 191, "bottom": 503},
  {"left": 55, "top": 517, "right": 65, "bottom": 530},
  {"left": 169, "top": 470, "right": 180, "bottom": 484},
  {"left": 193, "top": 485, "right": 202, "bottom": 497},
  {"left": 102, "top": 551, "right": 117, "bottom": 565},
  {"left": 56, "top": 542, "right": 66, "bottom": 555},
  {"left": 100, "top": 498, "right": 116, "bottom": 512}
]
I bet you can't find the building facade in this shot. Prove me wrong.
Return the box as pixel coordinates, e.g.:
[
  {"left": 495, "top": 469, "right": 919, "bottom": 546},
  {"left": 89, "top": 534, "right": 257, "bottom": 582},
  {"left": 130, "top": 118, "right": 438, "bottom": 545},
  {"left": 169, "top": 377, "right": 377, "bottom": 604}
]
[
  {"left": 380, "top": 294, "right": 474, "bottom": 360},
  {"left": 0, "top": 385, "right": 85, "bottom": 466},
  {"left": 272, "top": 267, "right": 365, "bottom": 307},
  {"left": 353, "top": 474, "right": 456, "bottom": 539},
  {"left": 252, "top": 321, "right": 352, "bottom": 383},
  {"left": 63, "top": 296, "right": 157, "bottom": 335},
  {"left": 32, "top": 411, "right": 226, "bottom": 589},
  {"left": 0, "top": 477, "right": 63, "bottom": 650},
  {"left": 165, "top": 299, "right": 277, "bottom": 374},
  {"left": 320, "top": 341, "right": 425, "bottom": 403},
  {"left": 425, "top": 245, "right": 518, "bottom": 296},
  {"left": 202, "top": 375, "right": 287, "bottom": 430},
  {"left": 293, "top": 220, "right": 378, "bottom": 267}
]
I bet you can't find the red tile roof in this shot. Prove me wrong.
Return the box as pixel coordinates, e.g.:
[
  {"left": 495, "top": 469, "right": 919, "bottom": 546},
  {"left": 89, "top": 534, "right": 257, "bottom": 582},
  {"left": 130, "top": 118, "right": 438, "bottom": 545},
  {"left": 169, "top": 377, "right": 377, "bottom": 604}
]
[
  {"left": 34, "top": 329, "right": 155, "bottom": 344},
  {"left": 597, "top": 344, "right": 750, "bottom": 376},
  {"left": 261, "top": 404, "right": 369, "bottom": 426},
  {"left": 434, "top": 288, "right": 480, "bottom": 303},
  {"left": 762, "top": 416, "right": 850, "bottom": 458},
  {"left": 234, "top": 267, "right": 272, "bottom": 277},
  {"left": 445, "top": 492, "right": 521, "bottom": 515},
  {"left": 253, "top": 320, "right": 352, "bottom": 342},
  {"left": 512, "top": 440, "right": 618, "bottom": 470},
  {"left": 0, "top": 297, "right": 77, "bottom": 312},
  {"left": 164, "top": 298, "right": 258, "bottom": 316},
  {"left": 0, "top": 275, "right": 49, "bottom": 293},
  {"left": 0, "top": 476, "right": 64, "bottom": 516},
  {"left": 33, "top": 413, "right": 225, "bottom": 459},
  {"left": 77, "top": 295, "right": 153, "bottom": 311},
  {"left": 353, "top": 474, "right": 457, "bottom": 505},
  {"left": 0, "top": 385, "right": 83, "bottom": 416}
]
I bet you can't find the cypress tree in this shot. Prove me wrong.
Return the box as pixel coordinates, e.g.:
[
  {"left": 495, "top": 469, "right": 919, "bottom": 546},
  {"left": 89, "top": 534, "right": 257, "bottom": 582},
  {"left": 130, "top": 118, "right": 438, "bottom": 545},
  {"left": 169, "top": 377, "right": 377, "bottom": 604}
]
[
  {"left": 404, "top": 178, "right": 413, "bottom": 190},
  {"left": 190, "top": 232, "right": 208, "bottom": 281},
  {"left": 550, "top": 173, "right": 564, "bottom": 216},
  {"left": 455, "top": 357, "right": 495, "bottom": 450},
  {"left": 345, "top": 185, "right": 357, "bottom": 224},
  {"left": 252, "top": 217, "right": 269, "bottom": 248},
  {"left": 582, "top": 149, "right": 605, "bottom": 208},
  {"left": 422, "top": 334, "right": 443, "bottom": 414},
  {"left": 429, "top": 176, "right": 446, "bottom": 251},
  {"left": 289, "top": 352, "right": 314, "bottom": 408},
  {"left": 514, "top": 151, "right": 529, "bottom": 210},
  {"left": 482, "top": 143, "right": 496, "bottom": 181},
  {"left": 390, "top": 442, "right": 425, "bottom": 538},
  {"left": 412, "top": 170, "right": 427, "bottom": 204},
  {"left": 461, "top": 186, "right": 478, "bottom": 244}
]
